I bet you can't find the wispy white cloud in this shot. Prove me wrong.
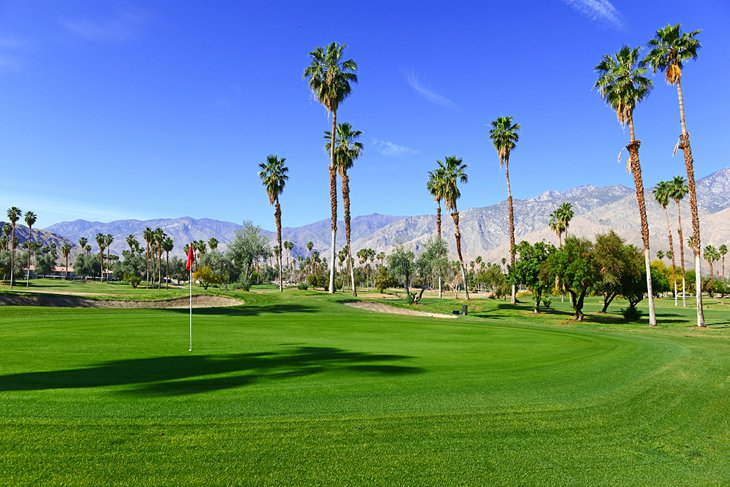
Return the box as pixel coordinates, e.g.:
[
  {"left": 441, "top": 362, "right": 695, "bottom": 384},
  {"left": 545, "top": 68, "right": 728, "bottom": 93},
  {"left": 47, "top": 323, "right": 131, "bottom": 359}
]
[
  {"left": 371, "top": 138, "right": 418, "bottom": 157},
  {"left": 60, "top": 8, "right": 148, "bottom": 43},
  {"left": 561, "top": 0, "right": 624, "bottom": 30},
  {"left": 406, "top": 71, "right": 458, "bottom": 110}
]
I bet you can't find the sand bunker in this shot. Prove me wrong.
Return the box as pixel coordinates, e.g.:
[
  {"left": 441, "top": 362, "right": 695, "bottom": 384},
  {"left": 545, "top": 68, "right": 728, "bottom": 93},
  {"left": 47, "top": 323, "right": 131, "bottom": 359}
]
[
  {"left": 0, "top": 294, "right": 241, "bottom": 309},
  {"left": 344, "top": 301, "right": 457, "bottom": 319}
]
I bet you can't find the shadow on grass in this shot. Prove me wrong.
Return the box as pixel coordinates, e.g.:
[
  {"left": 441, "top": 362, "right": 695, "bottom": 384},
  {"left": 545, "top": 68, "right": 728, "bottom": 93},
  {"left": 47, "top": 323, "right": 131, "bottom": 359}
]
[
  {"left": 0, "top": 346, "right": 423, "bottom": 396},
  {"left": 161, "top": 303, "right": 318, "bottom": 317}
]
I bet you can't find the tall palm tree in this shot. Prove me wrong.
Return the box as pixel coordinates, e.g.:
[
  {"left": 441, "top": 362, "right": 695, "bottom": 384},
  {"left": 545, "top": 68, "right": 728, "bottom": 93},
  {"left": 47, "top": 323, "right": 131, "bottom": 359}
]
[
  {"left": 258, "top": 154, "right": 289, "bottom": 292},
  {"left": 645, "top": 24, "right": 704, "bottom": 326},
  {"left": 126, "top": 235, "right": 139, "bottom": 254},
  {"left": 427, "top": 165, "right": 448, "bottom": 298},
  {"left": 162, "top": 236, "right": 174, "bottom": 289},
  {"left": 653, "top": 181, "right": 678, "bottom": 305},
  {"left": 143, "top": 227, "right": 154, "bottom": 287},
  {"left": 669, "top": 175, "right": 689, "bottom": 307},
  {"left": 95, "top": 233, "right": 106, "bottom": 282},
  {"left": 549, "top": 209, "right": 566, "bottom": 247},
  {"left": 439, "top": 156, "right": 469, "bottom": 300},
  {"left": 594, "top": 45, "right": 656, "bottom": 326},
  {"left": 23, "top": 211, "right": 37, "bottom": 287},
  {"left": 7, "top": 207, "right": 22, "bottom": 288},
  {"left": 720, "top": 244, "right": 728, "bottom": 282},
  {"left": 557, "top": 202, "right": 574, "bottom": 239},
  {"left": 153, "top": 228, "right": 164, "bottom": 287},
  {"left": 104, "top": 234, "right": 114, "bottom": 282},
  {"left": 3, "top": 223, "right": 11, "bottom": 251},
  {"left": 703, "top": 245, "right": 718, "bottom": 279},
  {"left": 325, "top": 122, "right": 363, "bottom": 296},
  {"left": 283, "top": 241, "right": 293, "bottom": 279},
  {"left": 78, "top": 237, "right": 88, "bottom": 254},
  {"left": 489, "top": 116, "right": 520, "bottom": 304},
  {"left": 303, "top": 41, "right": 358, "bottom": 294},
  {"left": 208, "top": 237, "right": 218, "bottom": 251},
  {"left": 61, "top": 242, "right": 72, "bottom": 279}
]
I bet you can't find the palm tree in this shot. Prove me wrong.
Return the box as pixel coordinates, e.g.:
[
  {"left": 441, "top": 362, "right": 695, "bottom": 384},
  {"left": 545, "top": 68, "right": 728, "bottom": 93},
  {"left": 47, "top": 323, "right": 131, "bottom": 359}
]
[
  {"left": 78, "top": 237, "right": 88, "bottom": 254},
  {"left": 95, "top": 233, "right": 106, "bottom": 282},
  {"left": 557, "top": 202, "right": 574, "bottom": 239},
  {"left": 143, "top": 227, "right": 153, "bottom": 287},
  {"left": 439, "top": 156, "right": 469, "bottom": 300},
  {"left": 720, "top": 244, "right": 728, "bottom": 282},
  {"left": 549, "top": 210, "right": 566, "bottom": 247},
  {"left": 23, "top": 210, "right": 37, "bottom": 286},
  {"left": 427, "top": 165, "right": 448, "bottom": 298},
  {"left": 153, "top": 228, "right": 165, "bottom": 287},
  {"left": 645, "top": 23, "right": 705, "bottom": 326},
  {"left": 162, "top": 236, "right": 174, "bottom": 289},
  {"left": 594, "top": 45, "right": 656, "bottom": 326},
  {"left": 489, "top": 116, "right": 520, "bottom": 304},
  {"left": 258, "top": 154, "right": 289, "bottom": 292},
  {"left": 61, "top": 242, "right": 72, "bottom": 279},
  {"left": 283, "top": 241, "right": 293, "bottom": 280},
  {"left": 669, "top": 175, "right": 689, "bottom": 307},
  {"left": 704, "top": 245, "right": 719, "bottom": 279},
  {"left": 325, "top": 122, "right": 363, "bottom": 296},
  {"left": 126, "top": 235, "right": 139, "bottom": 254},
  {"left": 653, "top": 181, "right": 678, "bottom": 305},
  {"left": 303, "top": 41, "right": 358, "bottom": 294},
  {"left": 3, "top": 223, "right": 11, "bottom": 252},
  {"left": 7, "top": 207, "right": 22, "bottom": 288},
  {"left": 208, "top": 237, "right": 218, "bottom": 251}
]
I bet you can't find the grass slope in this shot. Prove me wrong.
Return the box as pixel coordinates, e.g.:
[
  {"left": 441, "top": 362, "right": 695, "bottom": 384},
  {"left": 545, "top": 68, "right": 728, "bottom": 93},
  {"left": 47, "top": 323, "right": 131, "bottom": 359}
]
[{"left": 1, "top": 288, "right": 729, "bottom": 485}]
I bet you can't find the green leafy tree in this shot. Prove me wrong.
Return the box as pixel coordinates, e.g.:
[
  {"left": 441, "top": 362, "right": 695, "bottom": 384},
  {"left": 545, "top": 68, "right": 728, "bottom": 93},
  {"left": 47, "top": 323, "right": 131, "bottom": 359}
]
[
  {"left": 594, "top": 45, "right": 656, "bottom": 326},
  {"left": 387, "top": 246, "right": 416, "bottom": 297},
  {"left": 325, "top": 122, "right": 363, "bottom": 297},
  {"left": 489, "top": 116, "right": 520, "bottom": 303},
  {"left": 303, "top": 41, "right": 357, "bottom": 294},
  {"left": 549, "top": 236, "right": 600, "bottom": 321},
  {"left": 645, "top": 24, "right": 704, "bottom": 326},
  {"left": 593, "top": 231, "right": 643, "bottom": 312},
  {"left": 413, "top": 238, "right": 449, "bottom": 304},
  {"left": 438, "top": 155, "right": 470, "bottom": 300},
  {"left": 226, "top": 221, "right": 271, "bottom": 291},
  {"left": 258, "top": 155, "right": 289, "bottom": 292},
  {"left": 511, "top": 241, "right": 555, "bottom": 313}
]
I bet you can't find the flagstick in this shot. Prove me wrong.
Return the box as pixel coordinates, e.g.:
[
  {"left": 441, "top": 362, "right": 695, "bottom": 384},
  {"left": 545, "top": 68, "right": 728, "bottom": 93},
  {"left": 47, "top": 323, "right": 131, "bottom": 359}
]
[{"left": 189, "top": 267, "right": 193, "bottom": 352}]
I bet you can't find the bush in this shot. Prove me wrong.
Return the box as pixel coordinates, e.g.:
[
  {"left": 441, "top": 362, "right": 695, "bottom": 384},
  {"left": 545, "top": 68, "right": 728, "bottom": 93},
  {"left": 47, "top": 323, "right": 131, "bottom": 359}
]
[
  {"left": 542, "top": 296, "right": 552, "bottom": 309},
  {"left": 297, "top": 282, "right": 308, "bottom": 290},
  {"left": 238, "top": 276, "right": 252, "bottom": 291},
  {"left": 125, "top": 273, "right": 141, "bottom": 289},
  {"left": 306, "top": 274, "right": 318, "bottom": 289},
  {"left": 621, "top": 306, "right": 642, "bottom": 322}
]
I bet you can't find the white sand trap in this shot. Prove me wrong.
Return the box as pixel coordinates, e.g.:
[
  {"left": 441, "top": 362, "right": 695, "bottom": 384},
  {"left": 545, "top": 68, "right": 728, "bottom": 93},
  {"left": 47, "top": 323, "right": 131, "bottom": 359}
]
[{"left": 344, "top": 301, "right": 457, "bottom": 319}]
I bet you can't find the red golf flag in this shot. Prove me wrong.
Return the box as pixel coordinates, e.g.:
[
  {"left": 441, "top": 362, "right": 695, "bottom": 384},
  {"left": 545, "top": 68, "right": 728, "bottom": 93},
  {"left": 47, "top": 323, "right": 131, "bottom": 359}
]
[{"left": 186, "top": 244, "right": 195, "bottom": 271}]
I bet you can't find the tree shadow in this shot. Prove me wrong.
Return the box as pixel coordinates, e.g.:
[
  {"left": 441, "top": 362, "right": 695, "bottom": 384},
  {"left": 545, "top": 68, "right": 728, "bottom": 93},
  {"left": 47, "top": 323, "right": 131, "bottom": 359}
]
[
  {"left": 161, "top": 303, "right": 318, "bottom": 317},
  {"left": 0, "top": 346, "right": 424, "bottom": 397}
]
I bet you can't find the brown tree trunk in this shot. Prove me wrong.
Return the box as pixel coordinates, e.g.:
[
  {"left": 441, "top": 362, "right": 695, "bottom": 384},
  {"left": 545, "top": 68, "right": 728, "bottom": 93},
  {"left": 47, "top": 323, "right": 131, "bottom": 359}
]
[
  {"left": 341, "top": 170, "right": 356, "bottom": 296},
  {"left": 626, "top": 129, "right": 656, "bottom": 326},
  {"left": 275, "top": 201, "right": 283, "bottom": 292},
  {"left": 451, "top": 211, "right": 470, "bottom": 300},
  {"left": 504, "top": 158, "right": 516, "bottom": 304},
  {"left": 663, "top": 207, "right": 678, "bottom": 306},
  {"left": 436, "top": 201, "right": 442, "bottom": 298},
  {"left": 26, "top": 226, "right": 32, "bottom": 287},
  {"left": 675, "top": 201, "right": 687, "bottom": 307},
  {"left": 676, "top": 80, "right": 704, "bottom": 326},
  {"left": 9, "top": 224, "right": 15, "bottom": 289},
  {"left": 328, "top": 111, "right": 338, "bottom": 294}
]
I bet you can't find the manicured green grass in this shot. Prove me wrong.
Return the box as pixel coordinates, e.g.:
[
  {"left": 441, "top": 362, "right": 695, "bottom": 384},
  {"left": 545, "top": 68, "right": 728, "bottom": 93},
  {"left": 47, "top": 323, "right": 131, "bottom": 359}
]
[{"left": 1, "top": 289, "right": 729, "bottom": 485}]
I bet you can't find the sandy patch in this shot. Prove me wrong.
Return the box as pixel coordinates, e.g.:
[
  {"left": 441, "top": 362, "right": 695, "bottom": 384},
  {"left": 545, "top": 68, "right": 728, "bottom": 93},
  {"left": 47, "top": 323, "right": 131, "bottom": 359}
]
[
  {"left": 344, "top": 301, "right": 457, "bottom": 319},
  {"left": 0, "top": 294, "right": 242, "bottom": 309}
]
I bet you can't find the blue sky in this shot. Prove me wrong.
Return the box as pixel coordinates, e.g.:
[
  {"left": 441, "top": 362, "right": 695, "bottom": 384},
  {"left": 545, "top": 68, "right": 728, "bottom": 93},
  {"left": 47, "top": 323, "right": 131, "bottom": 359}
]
[{"left": 1, "top": 0, "right": 729, "bottom": 230}]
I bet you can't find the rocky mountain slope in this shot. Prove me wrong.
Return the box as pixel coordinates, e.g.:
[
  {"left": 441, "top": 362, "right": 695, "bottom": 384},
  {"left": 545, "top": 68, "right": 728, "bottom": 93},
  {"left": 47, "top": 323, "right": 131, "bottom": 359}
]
[{"left": 29, "top": 166, "right": 730, "bottom": 264}]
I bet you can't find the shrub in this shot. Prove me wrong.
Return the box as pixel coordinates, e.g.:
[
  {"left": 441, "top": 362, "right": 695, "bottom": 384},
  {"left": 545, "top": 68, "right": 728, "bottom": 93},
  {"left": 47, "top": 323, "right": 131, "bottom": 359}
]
[
  {"left": 297, "top": 282, "right": 308, "bottom": 290},
  {"left": 124, "top": 273, "right": 141, "bottom": 289},
  {"left": 621, "top": 306, "right": 642, "bottom": 322},
  {"left": 542, "top": 296, "right": 552, "bottom": 309}
]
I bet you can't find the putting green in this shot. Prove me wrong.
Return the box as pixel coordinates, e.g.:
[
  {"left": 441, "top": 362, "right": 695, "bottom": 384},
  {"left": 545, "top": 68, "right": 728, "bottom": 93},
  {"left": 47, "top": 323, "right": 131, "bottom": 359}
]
[{"left": 1, "top": 291, "right": 728, "bottom": 485}]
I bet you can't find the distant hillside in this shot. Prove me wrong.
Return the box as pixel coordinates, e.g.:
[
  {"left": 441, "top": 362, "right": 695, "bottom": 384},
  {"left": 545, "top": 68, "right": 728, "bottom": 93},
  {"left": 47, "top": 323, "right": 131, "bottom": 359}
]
[{"left": 41, "top": 167, "right": 730, "bottom": 263}]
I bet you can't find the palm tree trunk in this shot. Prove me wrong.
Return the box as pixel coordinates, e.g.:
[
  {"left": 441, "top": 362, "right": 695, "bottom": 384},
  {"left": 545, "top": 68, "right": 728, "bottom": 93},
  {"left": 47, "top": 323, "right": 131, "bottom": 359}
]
[
  {"left": 26, "top": 226, "right": 32, "bottom": 287},
  {"left": 675, "top": 201, "right": 687, "bottom": 307},
  {"left": 328, "top": 110, "right": 338, "bottom": 294},
  {"left": 341, "top": 170, "right": 356, "bottom": 296},
  {"left": 166, "top": 252, "right": 169, "bottom": 289},
  {"left": 663, "top": 207, "right": 678, "bottom": 306},
  {"left": 676, "top": 79, "right": 705, "bottom": 326},
  {"left": 275, "top": 201, "right": 283, "bottom": 292},
  {"left": 626, "top": 129, "right": 656, "bottom": 327},
  {"left": 504, "top": 159, "right": 516, "bottom": 304},
  {"left": 436, "top": 202, "right": 442, "bottom": 298},
  {"left": 9, "top": 224, "right": 15, "bottom": 289},
  {"left": 451, "top": 211, "right": 470, "bottom": 300}
]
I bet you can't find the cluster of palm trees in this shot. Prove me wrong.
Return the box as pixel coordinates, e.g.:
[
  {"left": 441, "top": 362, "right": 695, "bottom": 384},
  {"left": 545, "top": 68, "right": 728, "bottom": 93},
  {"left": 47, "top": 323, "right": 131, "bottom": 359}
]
[
  {"left": 549, "top": 203, "right": 574, "bottom": 247},
  {"left": 594, "top": 24, "right": 705, "bottom": 327},
  {"left": 2, "top": 207, "right": 38, "bottom": 288},
  {"left": 131, "top": 228, "right": 175, "bottom": 288}
]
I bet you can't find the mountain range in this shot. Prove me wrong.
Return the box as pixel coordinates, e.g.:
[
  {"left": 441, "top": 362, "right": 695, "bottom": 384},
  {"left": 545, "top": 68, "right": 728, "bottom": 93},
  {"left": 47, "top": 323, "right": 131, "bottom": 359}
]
[{"left": 4, "top": 167, "right": 730, "bottom": 265}]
